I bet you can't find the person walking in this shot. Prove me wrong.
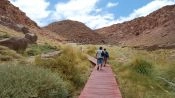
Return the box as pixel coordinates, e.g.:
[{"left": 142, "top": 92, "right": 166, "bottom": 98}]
[
  {"left": 103, "top": 48, "right": 109, "bottom": 67},
  {"left": 96, "top": 47, "right": 104, "bottom": 70}
]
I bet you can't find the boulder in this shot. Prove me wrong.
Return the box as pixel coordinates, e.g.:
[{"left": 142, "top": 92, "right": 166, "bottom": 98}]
[
  {"left": 21, "top": 27, "right": 30, "bottom": 34},
  {"left": 25, "top": 33, "right": 37, "bottom": 44},
  {"left": 15, "top": 24, "right": 30, "bottom": 34},
  {"left": 0, "top": 37, "right": 29, "bottom": 51}
]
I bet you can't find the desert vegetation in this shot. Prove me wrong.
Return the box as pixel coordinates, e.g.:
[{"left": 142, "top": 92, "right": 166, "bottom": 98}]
[
  {"left": 1, "top": 41, "right": 175, "bottom": 98},
  {"left": 0, "top": 44, "right": 91, "bottom": 98},
  {"left": 83, "top": 45, "right": 175, "bottom": 98},
  {"left": 0, "top": 32, "right": 10, "bottom": 40},
  {"left": 35, "top": 45, "right": 91, "bottom": 97},
  {"left": 24, "top": 43, "right": 58, "bottom": 56},
  {"left": 106, "top": 46, "right": 175, "bottom": 98},
  {"left": 0, "top": 64, "right": 68, "bottom": 98},
  {"left": 0, "top": 46, "right": 22, "bottom": 62},
  {"left": 1, "top": 1, "right": 175, "bottom": 97}
]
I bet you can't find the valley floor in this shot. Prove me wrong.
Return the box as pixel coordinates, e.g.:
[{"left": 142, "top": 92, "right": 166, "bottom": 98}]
[{"left": 0, "top": 43, "right": 175, "bottom": 98}]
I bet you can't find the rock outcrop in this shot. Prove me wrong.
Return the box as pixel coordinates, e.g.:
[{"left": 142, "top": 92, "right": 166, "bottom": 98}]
[
  {"left": 0, "top": 37, "right": 29, "bottom": 51},
  {"left": 0, "top": 0, "right": 39, "bottom": 31},
  {"left": 25, "top": 33, "right": 37, "bottom": 44},
  {"left": 0, "top": 32, "right": 37, "bottom": 51}
]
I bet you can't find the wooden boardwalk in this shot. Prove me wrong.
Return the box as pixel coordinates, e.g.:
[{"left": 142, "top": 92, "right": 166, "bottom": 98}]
[{"left": 79, "top": 56, "right": 122, "bottom": 98}]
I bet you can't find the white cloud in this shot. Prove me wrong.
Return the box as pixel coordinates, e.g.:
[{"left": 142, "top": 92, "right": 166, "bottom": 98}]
[
  {"left": 51, "top": 0, "right": 116, "bottom": 29},
  {"left": 115, "top": 0, "right": 175, "bottom": 23},
  {"left": 106, "top": 2, "right": 118, "bottom": 8},
  {"left": 9, "top": 0, "right": 175, "bottom": 29},
  {"left": 9, "top": 0, "right": 51, "bottom": 26}
]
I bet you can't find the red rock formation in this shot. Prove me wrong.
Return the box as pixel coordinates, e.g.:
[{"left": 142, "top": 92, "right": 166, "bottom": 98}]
[
  {"left": 0, "top": 0, "right": 38, "bottom": 30},
  {"left": 95, "top": 5, "right": 175, "bottom": 48}
]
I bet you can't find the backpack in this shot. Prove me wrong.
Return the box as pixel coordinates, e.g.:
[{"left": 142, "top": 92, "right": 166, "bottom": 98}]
[
  {"left": 97, "top": 50, "right": 103, "bottom": 58},
  {"left": 104, "top": 51, "right": 109, "bottom": 58},
  {"left": 101, "top": 51, "right": 105, "bottom": 57}
]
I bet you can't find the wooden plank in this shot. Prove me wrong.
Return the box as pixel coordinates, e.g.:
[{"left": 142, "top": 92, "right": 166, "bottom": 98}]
[{"left": 79, "top": 56, "right": 122, "bottom": 98}]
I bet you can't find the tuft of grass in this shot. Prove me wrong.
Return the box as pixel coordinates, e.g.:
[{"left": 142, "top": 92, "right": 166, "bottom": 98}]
[
  {"left": 129, "top": 58, "right": 153, "bottom": 76},
  {"left": 0, "top": 46, "right": 22, "bottom": 62},
  {"left": 157, "top": 64, "right": 175, "bottom": 93},
  {"left": 86, "top": 45, "right": 97, "bottom": 56},
  {"left": 0, "top": 64, "right": 69, "bottom": 98}
]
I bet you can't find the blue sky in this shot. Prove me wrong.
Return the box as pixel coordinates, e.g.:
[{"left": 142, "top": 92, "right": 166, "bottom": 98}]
[{"left": 10, "top": 0, "right": 175, "bottom": 29}]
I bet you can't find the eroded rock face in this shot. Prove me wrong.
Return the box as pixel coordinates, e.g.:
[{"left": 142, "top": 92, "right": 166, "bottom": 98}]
[
  {"left": 0, "top": 0, "right": 38, "bottom": 31},
  {"left": 0, "top": 37, "right": 29, "bottom": 51}
]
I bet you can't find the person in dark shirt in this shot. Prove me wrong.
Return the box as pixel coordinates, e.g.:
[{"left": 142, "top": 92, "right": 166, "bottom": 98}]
[{"left": 103, "top": 48, "right": 109, "bottom": 67}]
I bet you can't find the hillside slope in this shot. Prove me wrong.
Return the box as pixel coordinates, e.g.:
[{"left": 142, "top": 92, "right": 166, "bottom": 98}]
[
  {"left": 45, "top": 20, "right": 105, "bottom": 44},
  {"left": 95, "top": 5, "right": 175, "bottom": 48},
  {"left": 0, "top": 0, "right": 38, "bottom": 30},
  {"left": 0, "top": 0, "right": 65, "bottom": 44}
]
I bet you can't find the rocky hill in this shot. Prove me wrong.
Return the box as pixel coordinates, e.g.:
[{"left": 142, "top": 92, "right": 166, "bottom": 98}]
[
  {"left": 1, "top": 0, "right": 175, "bottom": 48},
  {"left": 0, "top": 0, "right": 65, "bottom": 44},
  {"left": 45, "top": 20, "right": 105, "bottom": 44},
  {"left": 95, "top": 5, "right": 175, "bottom": 49},
  {"left": 0, "top": 0, "right": 38, "bottom": 31}
]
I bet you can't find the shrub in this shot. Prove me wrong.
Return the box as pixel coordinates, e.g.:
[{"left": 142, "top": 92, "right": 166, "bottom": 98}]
[
  {"left": 129, "top": 58, "right": 153, "bottom": 76},
  {"left": 0, "top": 64, "right": 69, "bottom": 98},
  {"left": 35, "top": 46, "right": 91, "bottom": 88}
]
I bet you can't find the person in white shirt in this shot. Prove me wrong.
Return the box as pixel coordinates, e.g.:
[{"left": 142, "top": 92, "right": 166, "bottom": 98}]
[{"left": 96, "top": 47, "right": 104, "bottom": 70}]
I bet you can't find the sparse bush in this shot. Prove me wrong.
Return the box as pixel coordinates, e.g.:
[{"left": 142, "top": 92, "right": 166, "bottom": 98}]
[
  {"left": 25, "top": 47, "right": 40, "bottom": 56},
  {"left": 129, "top": 58, "right": 153, "bottom": 76},
  {"left": 0, "top": 64, "right": 69, "bottom": 98}
]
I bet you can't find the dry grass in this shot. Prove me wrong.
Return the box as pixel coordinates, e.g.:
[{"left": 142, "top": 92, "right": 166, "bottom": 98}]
[
  {"left": 0, "top": 25, "right": 23, "bottom": 38},
  {"left": 0, "top": 46, "right": 22, "bottom": 62},
  {"left": 81, "top": 45, "right": 175, "bottom": 98},
  {"left": 107, "top": 46, "right": 175, "bottom": 98},
  {"left": 0, "top": 24, "right": 93, "bottom": 98},
  {"left": 0, "top": 64, "right": 69, "bottom": 98},
  {"left": 35, "top": 45, "right": 92, "bottom": 97},
  {"left": 24, "top": 43, "right": 58, "bottom": 56}
]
